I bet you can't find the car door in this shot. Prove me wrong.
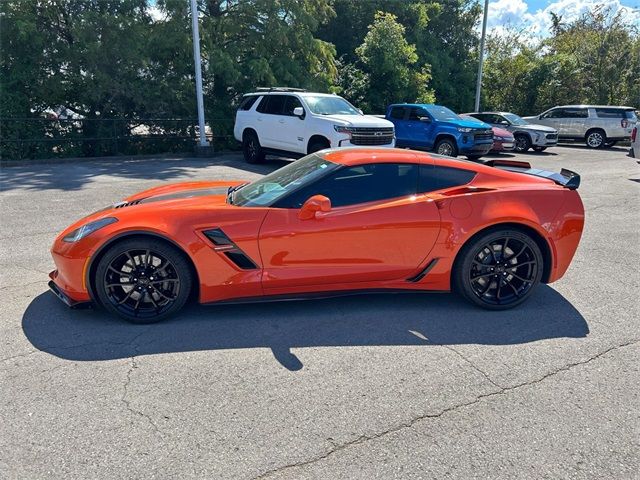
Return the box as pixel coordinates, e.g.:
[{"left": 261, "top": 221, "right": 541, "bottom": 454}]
[
  {"left": 279, "top": 95, "right": 307, "bottom": 154},
  {"left": 405, "top": 107, "right": 437, "bottom": 149},
  {"left": 254, "top": 94, "right": 287, "bottom": 149},
  {"left": 258, "top": 159, "right": 441, "bottom": 292},
  {"left": 537, "top": 108, "right": 564, "bottom": 132}
]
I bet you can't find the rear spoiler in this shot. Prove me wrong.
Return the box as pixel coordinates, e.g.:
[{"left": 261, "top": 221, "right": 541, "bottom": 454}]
[{"left": 484, "top": 159, "right": 580, "bottom": 190}]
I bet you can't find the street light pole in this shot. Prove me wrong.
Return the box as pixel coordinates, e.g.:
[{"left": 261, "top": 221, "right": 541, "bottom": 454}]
[
  {"left": 190, "top": 0, "right": 209, "bottom": 147},
  {"left": 474, "top": 0, "right": 489, "bottom": 112}
]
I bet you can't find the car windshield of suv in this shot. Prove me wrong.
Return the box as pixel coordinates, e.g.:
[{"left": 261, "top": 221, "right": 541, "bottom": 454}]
[
  {"left": 304, "top": 96, "right": 360, "bottom": 115},
  {"left": 425, "top": 106, "right": 461, "bottom": 122},
  {"left": 232, "top": 154, "right": 339, "bottom": 207},
  {"left": 503, "top": 113, "right": 528, "bottom": 126}
]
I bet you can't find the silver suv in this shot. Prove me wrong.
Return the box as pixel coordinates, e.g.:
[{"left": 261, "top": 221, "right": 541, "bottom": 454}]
[{"left": 524, "top": 105, "right": 637, "bottom": 149}]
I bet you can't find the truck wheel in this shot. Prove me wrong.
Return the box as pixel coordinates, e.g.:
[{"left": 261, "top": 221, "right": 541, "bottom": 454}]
[
  {"left": 308, "top": 139, "right": 330, "bottom": 154},
  {"left": 514, "top": 134, "right": 531, "bottom": 152},
  {"left": 435, "top": 138, "right": 458, "bottom": 157},
  {"left": 585, "top": 129, "right": 606, "bottom": 148},
  {"left": 243, "top": 131, "right": 265, "bottom": 164}
]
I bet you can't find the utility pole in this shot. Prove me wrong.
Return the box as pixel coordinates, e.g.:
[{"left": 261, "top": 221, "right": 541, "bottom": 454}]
[
  {"left": 190, "top": 0, "right": 209, "bottom": 148},
  {"left": 474, "top": 0, "right": 489, "bottom": 112}
]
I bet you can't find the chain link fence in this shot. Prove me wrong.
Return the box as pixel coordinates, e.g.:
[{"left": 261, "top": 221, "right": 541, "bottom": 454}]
[{"left": 0, "top": 117, "right": 238, "bottom": 161}]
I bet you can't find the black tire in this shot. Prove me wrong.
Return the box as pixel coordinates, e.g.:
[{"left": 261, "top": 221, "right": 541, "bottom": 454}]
[
  {"left": 242, "top": 131, "right": 265, "bottom": 164},
  {"left": 435, "top": 138, "right": 458, "bottom": 157},
  {"left": 94, "top": 238, "right": 193, "bottom": 323},
  {"left": 466, "top": 154, "right": 483, "bottom": 161},
  {"left": 514, "top": 134, "right": 531, "bottom": 152},
  {"left": 453, "top": 228, "right": 543, "bottom": 310},
  {"left": 585, "top": 129, "right": 606, "bottom": 149},
  {"left": 533, "top": 146, "right": 547, "bottom": 152},
  {"left": 308, "top": 140, "right": 330, "bottom": 154}
]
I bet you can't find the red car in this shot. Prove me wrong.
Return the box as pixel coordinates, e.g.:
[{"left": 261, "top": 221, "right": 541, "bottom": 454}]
[
  {"left": 490, "top": 126, "right": 515, "bottom": 152},
  {"left": 49, "top": 149, "right": 584, "bottom": 323}
]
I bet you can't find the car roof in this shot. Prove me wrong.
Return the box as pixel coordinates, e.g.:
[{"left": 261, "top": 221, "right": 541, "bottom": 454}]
[
  {"left": 245, "top": 91, "right": 336, "bottom": 98},
  {"left": 552, "top": 105, "right": 635, "bottom": 110},
  {"left": 388, "top": 103, "right": 444, "bottom": 109},
  {"left": 320, "top": 148, "right": 559, "bottom": 190}
]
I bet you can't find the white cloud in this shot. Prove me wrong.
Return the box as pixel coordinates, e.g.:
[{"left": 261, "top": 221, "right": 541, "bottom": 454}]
[{"left": 485, "top": 0, "right": 640, "bottom": 38}]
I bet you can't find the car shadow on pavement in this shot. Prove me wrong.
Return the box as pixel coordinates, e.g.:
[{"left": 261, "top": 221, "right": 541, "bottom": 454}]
[
  {"left": 0, "top": 155, "right": 290, "bottom": 192},
  {"left": 22, "top": 285, "right": 589, "bottom": 371}
]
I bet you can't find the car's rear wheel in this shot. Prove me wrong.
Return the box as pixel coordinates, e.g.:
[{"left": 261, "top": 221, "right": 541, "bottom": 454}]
[
  {"left": 585, "top": 129, "right": 606, "bottom": 148},
  {"left": 514, "top": 134, "right": 531, "bottom": 152},
  {"left": 435, "top": 138, "right": 458, "bottom": 157},
  {"left": 533, "top": 146, "right": 547, "bottom": 152},
  {"left": 94, "top": 238, "right": 193, "bottom": 323},
  {"left": 243, "top": 131, "right": 265, "bottom": 164},
  {"left": 453, "top": 229, "right": 543, "bottom": 310}
]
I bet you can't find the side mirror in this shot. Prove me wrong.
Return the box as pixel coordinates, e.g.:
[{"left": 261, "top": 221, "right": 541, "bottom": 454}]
[
  {"left": 293, "top": 106, "right": 305, "bottom": 119},
  {"left": 299, "top": 194, "right": 331, "bottom": 220},
  {"left": 419, "top": 116, "right": 431, "bottom": 122},
  {"left": 358, "top": 109, "right": 364, "bottom": 115},
  {"left": 499, "top": 120, "right": 509, "bottom": 125}
]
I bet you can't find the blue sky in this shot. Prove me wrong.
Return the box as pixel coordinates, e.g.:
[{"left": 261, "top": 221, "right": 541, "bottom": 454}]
[{"left": 487, "top": 0, "right": 640, "bottom": 37}]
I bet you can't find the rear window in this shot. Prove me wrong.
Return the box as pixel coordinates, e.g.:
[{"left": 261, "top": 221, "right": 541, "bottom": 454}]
[
  {"left": 390, "top": 107, "right": 405, "bottom": 119},
  {"left": 238, "top": 95, "right": 259, "bottom": 111},
  {"left": 625, "top": 110, "right": 637, "bottom": 121},
  {"left": 594, "top": 108, "right": 627, "bottom": 118},
  {"left": 419, "top": 165, "right": 476, "bottom": 193}
]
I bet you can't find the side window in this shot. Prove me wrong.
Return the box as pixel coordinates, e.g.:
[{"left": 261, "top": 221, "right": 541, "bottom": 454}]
[
  {"left": 594, "top": 108, "right": 625, "bottom": 119},
  {"left": 390, "top": 107, "right": 405, "bottom": 120},
  {"left": 543, "top": 109, "right": 565, "bottom": 119},
  {"left": 283, "top": 96, "right": 303, "bottom": 116},
  {"left": 564, "top": 108, "right": 588, "bottom": 118},
  {"left": 263, "top": 95, "right": 286, "bottom": 115},
  {"left": 256, "top": 96, "right": 269, "bottom": 113},
  {"left": 419, "top": 165, "right": 476, "bottom": 193},
  {"left": 277, "top": 163, "right": 418, "bottom": 209},
  {"left": 408, "top": 107, "right": 428, "bottom": 121},
  {"left": 474, "top": 113, "right": 493, "bottom": 123},
  {"left": 238, "top": 95, "right": 259, "bottom": 111}
]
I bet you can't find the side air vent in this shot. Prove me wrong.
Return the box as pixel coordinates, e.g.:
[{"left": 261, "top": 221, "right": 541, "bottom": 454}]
[{"left": 202, "top": 228, "right": 258, "bottom": 270}]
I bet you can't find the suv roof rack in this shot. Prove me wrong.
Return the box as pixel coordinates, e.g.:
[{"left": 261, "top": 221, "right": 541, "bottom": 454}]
[{"left": 255, "top": 87, "right": 307, "bottom": 93}]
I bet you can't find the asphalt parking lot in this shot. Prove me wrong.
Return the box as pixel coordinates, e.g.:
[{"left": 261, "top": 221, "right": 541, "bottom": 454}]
[{"left": 1, "top": 145, "right": 638, "bottom": 479}]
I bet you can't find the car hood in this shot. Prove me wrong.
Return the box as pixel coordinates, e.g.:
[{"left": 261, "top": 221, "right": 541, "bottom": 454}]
[
  {"left": 514, "top": 123, "right": 557, "bottom": 133},
  {"left": 323, "top": 114, "right": 395, "bottom": 128},
  {"left": 492, "top": 126, "right": 513, "bottom": 137},
  {"left": 122, "top": 180, "right": 244, "bottom": 205}
]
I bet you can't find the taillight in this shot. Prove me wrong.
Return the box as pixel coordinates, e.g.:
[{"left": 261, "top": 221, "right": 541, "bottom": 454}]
[
  {"left": 632, "top": 127, "right": 637, "bottom": 142},
  {"left": 622, "top": 119, "right": 629, "bottom": 128}
]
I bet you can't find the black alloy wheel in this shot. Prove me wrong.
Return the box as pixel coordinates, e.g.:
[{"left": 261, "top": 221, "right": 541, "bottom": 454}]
[
  {"left": 454, "top": 229, "right": 543, "bottom": 309},
  {"left": 95, "top": 239, "right": 192, "bottom": 323},
  {"left": 514, "top": 134, "right": 531, "bottom": 152},
  {"left": 243, "top": 131, "right": 265, "bottom": 164}
]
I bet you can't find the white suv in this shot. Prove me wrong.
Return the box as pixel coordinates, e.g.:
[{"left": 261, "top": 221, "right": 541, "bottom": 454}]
[{"left": 234, "top": 88, "right": 395, "bottom": 163}]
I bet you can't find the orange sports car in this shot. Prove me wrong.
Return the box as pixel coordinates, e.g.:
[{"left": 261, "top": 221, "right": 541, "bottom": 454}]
[{"left": 49, "top": 148, "right": 584, "bottom": 323}]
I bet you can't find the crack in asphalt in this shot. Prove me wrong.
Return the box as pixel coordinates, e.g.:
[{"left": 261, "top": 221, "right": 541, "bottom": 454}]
[
  {"left": 252, "top": 339, "right": 639, "bottom": 479},
  {"left": 120, "top": 355, "right": 163, "bottom": 436},
  {"left": 441, "top": 345, "right": 504, "bottom": 389}
]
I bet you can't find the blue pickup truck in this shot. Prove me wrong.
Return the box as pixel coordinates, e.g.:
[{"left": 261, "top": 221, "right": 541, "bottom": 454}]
[{"left": 386, "top": 104, "right": 494, "bottom": 159}]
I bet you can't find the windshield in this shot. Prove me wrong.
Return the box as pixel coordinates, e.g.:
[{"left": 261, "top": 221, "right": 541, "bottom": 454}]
[
  {"left": 425, "top": 106, "right": 461, "bottom": 122},
  {"left": 304, "top": 96, "right": 361, "bottom": 115},
  {"left": 503, "top": 113, "right": 528, "bottom": 126},
  {"left": 232, "top": 154, "right": 339, "bottom": 207}
]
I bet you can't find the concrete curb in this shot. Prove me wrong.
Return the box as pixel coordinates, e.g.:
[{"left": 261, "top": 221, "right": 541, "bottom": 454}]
[{"left": 0, "top": 149, "right": 239, "bottom": 168}]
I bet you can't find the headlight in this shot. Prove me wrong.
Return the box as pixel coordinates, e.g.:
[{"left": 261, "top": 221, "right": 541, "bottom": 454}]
[
  {"left": 62, "top": 217, "right": 118, "bottom": 242},
  {"left": 494, "top": 136, "right": 504, "bottom": 141},
  {"left": 334, "top": 125, "right": 354, "bottom": 135},
  {"left": 457, "top": 127, "right": 473, "bottom": 133}
]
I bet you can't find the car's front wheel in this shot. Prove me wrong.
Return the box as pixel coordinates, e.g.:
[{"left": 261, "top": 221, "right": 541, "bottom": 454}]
[
  {"left": 453, "top": 229, "right": 543, "bottom": 310},
  {"left": 94, "top": 238, "right": 193, "bottom": 323},
  {"left": 585, "top": 129, "right": 606, "bottom": 149},
  {"left": 514, "top": 134, "right": 531, "bottom": 152},
  {"left": 435, "top": 138, "right": 458, "bottom": 157}
]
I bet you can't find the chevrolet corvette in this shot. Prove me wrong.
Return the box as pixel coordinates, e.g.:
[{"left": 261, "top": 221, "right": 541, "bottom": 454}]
[{"left": 49, "top": 148, "right": 584, "bottom": 323}]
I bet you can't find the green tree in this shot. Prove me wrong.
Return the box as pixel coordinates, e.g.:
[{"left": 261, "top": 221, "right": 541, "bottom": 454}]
[{"left": 356, "top": 12, "right": 434, "bottom": 113}]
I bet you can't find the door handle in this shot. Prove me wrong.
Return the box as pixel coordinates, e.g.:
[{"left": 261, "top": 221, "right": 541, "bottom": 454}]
[
  {"left": 257, "top": 118, "right": 262, "bottom": 122},
  {"left": 278, "top": 119, "right": 285, "bottom": 124}
]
